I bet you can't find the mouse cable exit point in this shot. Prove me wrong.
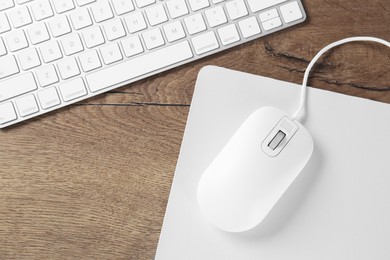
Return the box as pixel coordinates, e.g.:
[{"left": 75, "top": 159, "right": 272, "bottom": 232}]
[{"left": 292, "top": 36, "right": 390, "bottom": 122}]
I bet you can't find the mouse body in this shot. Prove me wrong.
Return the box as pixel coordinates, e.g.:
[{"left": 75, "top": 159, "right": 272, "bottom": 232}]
[{"left": 197, "top": 106, "right": 314, "bottom": 232}]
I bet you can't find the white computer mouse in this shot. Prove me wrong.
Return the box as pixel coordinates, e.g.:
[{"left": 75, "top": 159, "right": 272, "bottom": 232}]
[{"left": 197, "top": 106, "right": 314, "bottom": 232}]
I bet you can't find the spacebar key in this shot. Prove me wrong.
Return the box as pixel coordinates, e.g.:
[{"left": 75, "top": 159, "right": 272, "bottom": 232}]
[{"left": 86, "top": 41, "right": 193, "bottom": 93}]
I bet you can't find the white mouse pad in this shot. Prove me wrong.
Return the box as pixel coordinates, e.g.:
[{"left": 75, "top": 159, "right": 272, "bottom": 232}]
[{"left": 155, "top": 66, "right": 390, "bottom": 260}]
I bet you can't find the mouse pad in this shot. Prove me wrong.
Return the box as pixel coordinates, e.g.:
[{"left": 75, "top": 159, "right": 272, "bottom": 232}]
[{"left": 155, "top": 66, "right": 390, "bottom": 259}]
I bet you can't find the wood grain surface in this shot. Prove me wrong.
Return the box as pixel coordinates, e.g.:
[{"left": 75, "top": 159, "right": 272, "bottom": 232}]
[{"left": 1, "top": 0, "right": 389, "bottom": 259}]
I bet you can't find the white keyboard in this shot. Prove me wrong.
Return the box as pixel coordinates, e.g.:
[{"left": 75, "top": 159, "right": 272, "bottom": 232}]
[{"left": 0, "top": 0, "right": 306, "bottom": 128}]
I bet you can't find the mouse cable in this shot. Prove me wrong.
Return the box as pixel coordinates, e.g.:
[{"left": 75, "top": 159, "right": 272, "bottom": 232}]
[{"left": 292, "top": 36, "right": 390, "bottom": 122}]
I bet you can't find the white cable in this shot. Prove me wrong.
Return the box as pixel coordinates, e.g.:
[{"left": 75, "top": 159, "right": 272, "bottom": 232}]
[{"left": 292, "top": 36, "right": 390, "bottom": 122}]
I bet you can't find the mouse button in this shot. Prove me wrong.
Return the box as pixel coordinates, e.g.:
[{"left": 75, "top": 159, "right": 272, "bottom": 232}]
[{"left": 261, "top": 117, "right": 299, "bottom": 157}]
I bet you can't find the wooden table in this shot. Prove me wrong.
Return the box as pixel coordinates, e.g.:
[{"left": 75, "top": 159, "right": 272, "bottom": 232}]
[{"left": 1, "top": 0, "right": 389, "bottom": 259}]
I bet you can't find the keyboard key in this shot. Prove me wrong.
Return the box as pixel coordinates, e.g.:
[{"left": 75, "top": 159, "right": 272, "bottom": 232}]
[
  {"left": 49, "top": 15, "right": 71, "bottom": 37},
  {"left": 59, "top": 77, "right": 87, "bottom": 101},
  {"left": 142, "top": 28, "right": 164, "bottom": 50},
  {"left": 30, "top": 0, "right": 54, "bottom": 21},
  {"left": 35, "top": 64, "right": 59, "bottom": 87},
  {"left": 112, "top": 0, "right": 134, "bottom": 15},
  {"left": 0, "top": 0, "right": 14, "bottom": 11},
  {"left": 259, "top": 8, "right": 279, "bottom": 22},
  {"left": 262, "top": 17, "right": 282, "bottom": 31},
  {"left": 27, "top": 23, "right": 50, "bottom": 44},
  {"left": 218, "top": 24, "right": 240, "bottom": 46},
  {"left": 280, "top": 1, "right": 303, "bottom": 23},
  {"left": 124, "top": 11, "right": 147, "bottom": 33},
  {"left": 145, "top": 4, "right": 168, "bottom": 26},
  {"left": 5, "top": 30, "right": 29, "bottom": 52},
  {"left": 91, "top": 0, "right": 114, "bottom": 22},
  {"left": 100, "top": 42, "right": 122, "bottom": 64},
  {"left": 37, "top": 86, "right": 61, "bottom": 109},
  {"left": 16, "top": 0, "right": 33, "bottom": 3},
  {"left": 103, "top": 19, "right": 126, "bottom": 41},
  {"left": 163, "top": 21, "right": 186, "bottom": 42},
  {"left": 40, "top": 40, "right": 63, "bottom": 62},
  {"left": 82, "top": 26, "right": 105, "bottom": 48},
  {"left": 247, "top": 0, "right": 288, "bottom": 12},
  {"left": 0, "top": 38, "right": 6, "bottom": 56},
  {"left": 135, "top": 0, "right": 155, "bottom": 8},
  {"left": 0, "top": 55, "right": 19, "bottom": 79},
  {"left": 225, "top": 0, "right": 248, "bottom": 20},
  {"left": 69, "top": 7, "right": 93, "bottom": 30},
  {"left": 184, "top": 13, "right": 206, "bottom": 35},
  {"left": 0, "top": 12, "right": 11, "bottom": 34},
  {"left": 16, "top": 94, "right": 39, "bottom": 117},
  {"left": 76, "top": 0, "right": 96, "bottom": 6},
  {"left": 188, "top": 0, "right": 209, "bottom": 11},
  {"left": 166, "top": 0, "right": 188, "bottom": 19},
  {"left": 238, "top": 16, "right": 261, "bottom": 38},
  {"left": 121, "top": 35, "right": 144, "bottom": 57},
  {"left": 86, "top": 41, "right": 193, "bottom": 92},
  {"left": 191, "top": 31, "right": 219, "bottom": 55},
  {"left": 57, "top": 57, "right": 80, "bottom": 79},
  {"left": 53, "top": 0, "right": 75, "bottom": 14},
  {"left": 205, "top": 5, "right": 227, "bottom": 28},
  {"left": 0, "top": 72, "right": 37, "bottom": 102},
  {"left": 0, "top": 102, "right": 17, "bottom": 125},
  {"left": 9, "top": 6, "right": 32, "bottom": 28},
  {"left": 18, "top": 47, "right": 41, "bottom": 70},
  {"left": 78, "top": 50, "right": 101, "bottom": 72},
  {"left": 61, "top": 33, "right": 84, "bottom": 55}
]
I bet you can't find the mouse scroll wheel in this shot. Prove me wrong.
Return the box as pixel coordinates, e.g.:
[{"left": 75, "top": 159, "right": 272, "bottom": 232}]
[{"left": 268, "top": 130, "right": 286, "bottom": 150}]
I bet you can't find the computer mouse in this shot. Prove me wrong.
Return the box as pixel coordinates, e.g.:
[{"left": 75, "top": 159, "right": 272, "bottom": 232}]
[{"left": 197, "top": 106, "right": 314, "bottom": 232}]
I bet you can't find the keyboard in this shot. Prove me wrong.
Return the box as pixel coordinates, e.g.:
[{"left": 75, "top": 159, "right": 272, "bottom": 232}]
[{"left": 0, "top": 0, "right": 306, "bottom": 128}]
